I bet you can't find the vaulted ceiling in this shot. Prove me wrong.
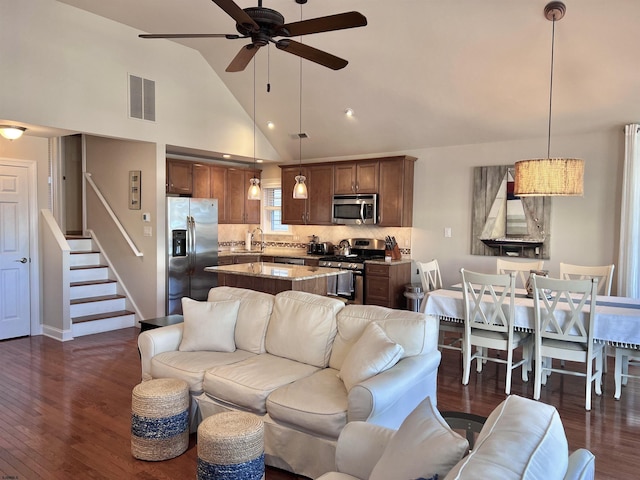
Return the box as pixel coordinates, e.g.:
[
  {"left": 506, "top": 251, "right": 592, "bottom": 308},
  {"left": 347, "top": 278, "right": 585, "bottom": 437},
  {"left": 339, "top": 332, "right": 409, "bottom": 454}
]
[{"left": 58, "top": 0, "right": 640, "bottom": 161}]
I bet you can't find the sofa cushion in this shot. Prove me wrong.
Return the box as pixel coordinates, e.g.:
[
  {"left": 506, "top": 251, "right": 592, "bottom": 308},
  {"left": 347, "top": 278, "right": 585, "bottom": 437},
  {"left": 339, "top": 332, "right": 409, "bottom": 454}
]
[
  {"left": 266, "top": 291, "right": 345, "bottom": 368},
  {"left": 150, "top": 350, "right": 255, "bottom": 393},
  {"left": 202, "top": 353, "right": 320, "bottom": 414},
  {"left": 444, "top": 395, "right": 569, "bottom": 480},
  {"left": 267, "top": 368, "right": 348, "bottom": 439},
  {"left": 207, "top": 287, "right": 274, "bottom": 354},
  {"left": 179, "top": 297, "right": 240, "bottom": 352},
  {"left": 339, "top": 322, "right": 404, "bottom": 391},
  {"left": 329, "top": 305, "right": 433, "bottom": 370},
  {"left": 370, "top": 397, "right": 469, "bottom": 480}
]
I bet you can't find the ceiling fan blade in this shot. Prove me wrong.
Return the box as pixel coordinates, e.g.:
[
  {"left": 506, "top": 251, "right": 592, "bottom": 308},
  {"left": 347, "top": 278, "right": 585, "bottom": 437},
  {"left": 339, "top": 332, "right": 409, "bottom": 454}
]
[
  {"left": 139, "top": 33, "right": 241, "bottom": 39},
  {"left": 212, "top": 0, "right": 259, "bottom": 32},
  {"left": 279, "top": 11, "right": 367, "bottom": 37},
  {"left": 275, "top": 40, "right": 348, "bottom": 70},
  {"left": 226, "top": 44, "right": 261, "bottom": 72}
]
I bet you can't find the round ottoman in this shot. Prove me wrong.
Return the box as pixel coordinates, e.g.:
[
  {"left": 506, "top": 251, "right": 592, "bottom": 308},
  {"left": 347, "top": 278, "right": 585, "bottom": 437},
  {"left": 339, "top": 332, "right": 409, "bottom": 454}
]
[
  {"left": 197, "top": 412, "right": 265, "bottom": 480},
  {"left": 131, "top": 378, "right": 190, "bottom": 461}
]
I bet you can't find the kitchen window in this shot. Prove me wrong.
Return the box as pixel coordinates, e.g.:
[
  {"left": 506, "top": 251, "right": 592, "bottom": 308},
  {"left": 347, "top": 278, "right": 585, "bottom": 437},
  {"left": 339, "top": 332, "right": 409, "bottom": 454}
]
[{"left": 262, "top": 182, "right": 290, "bottom": 234}]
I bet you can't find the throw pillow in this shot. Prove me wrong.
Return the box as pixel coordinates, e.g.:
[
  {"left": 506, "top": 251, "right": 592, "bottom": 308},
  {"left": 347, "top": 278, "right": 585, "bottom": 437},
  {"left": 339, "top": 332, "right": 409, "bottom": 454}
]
[
  {"left": 178, "top": 298, "right": 240, "bottom": 352},
  {"left": 338, "top": 322, "right": 404, "bottom": 391},
  {"left": 369, "top": 397, "right": 469, "bottom": 480}
]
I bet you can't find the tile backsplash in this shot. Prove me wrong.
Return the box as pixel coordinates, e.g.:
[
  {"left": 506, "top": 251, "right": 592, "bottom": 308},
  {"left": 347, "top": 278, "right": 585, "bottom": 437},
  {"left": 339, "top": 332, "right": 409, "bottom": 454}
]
[{"left": 219, "top": 224, "right": 412, "bottom": 255}]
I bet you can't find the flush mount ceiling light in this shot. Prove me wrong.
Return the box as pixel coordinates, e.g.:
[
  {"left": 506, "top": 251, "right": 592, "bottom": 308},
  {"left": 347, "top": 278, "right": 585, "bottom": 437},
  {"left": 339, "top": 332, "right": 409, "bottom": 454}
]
[
  {"left": 514, "top": 2, "right": 584, "bottom": 197},
  {"left": 0, "top": 126, "right": 26, "bottom": 140},
  {"left": 247, "top": 58, "right": 261, "bottom": 201}
]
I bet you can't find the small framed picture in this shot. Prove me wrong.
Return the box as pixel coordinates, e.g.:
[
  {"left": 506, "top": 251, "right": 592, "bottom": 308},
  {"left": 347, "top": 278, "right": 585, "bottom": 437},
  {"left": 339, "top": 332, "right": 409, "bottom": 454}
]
[{"left": 129, "top": 170, "right": 141, "bottom": 210}]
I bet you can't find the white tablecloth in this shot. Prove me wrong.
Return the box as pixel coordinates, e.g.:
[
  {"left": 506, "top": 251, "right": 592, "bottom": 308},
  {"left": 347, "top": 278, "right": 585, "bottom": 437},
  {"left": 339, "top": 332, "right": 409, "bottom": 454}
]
[{"left": 425, "top": 285, "right": 640, "bottom": 348}]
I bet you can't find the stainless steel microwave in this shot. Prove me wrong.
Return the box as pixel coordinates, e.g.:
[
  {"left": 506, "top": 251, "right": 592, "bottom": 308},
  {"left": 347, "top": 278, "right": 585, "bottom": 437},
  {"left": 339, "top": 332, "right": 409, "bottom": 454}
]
[{"left": 332, "top": 194, "right": 378, "bottom": 225}]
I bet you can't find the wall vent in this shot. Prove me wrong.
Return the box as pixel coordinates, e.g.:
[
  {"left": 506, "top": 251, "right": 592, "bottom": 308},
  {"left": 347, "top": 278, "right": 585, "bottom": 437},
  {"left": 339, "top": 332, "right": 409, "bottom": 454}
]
[{"left": 129, "top": 74, "right": 155, "bottom": 121}]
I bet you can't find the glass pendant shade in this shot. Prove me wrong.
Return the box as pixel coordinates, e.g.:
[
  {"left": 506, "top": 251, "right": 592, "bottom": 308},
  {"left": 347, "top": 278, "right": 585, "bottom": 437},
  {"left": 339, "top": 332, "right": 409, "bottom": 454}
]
[
  {"left": 514, "top": 158, "right": 584, "bottom": 196},
  {"left": 247, "top": 176, "right": 261, "bottom": 200},
  {"left": 293, "top": 174, "right": 308, "bottom": 199},
  {"left": 0, "top": 126, "right": 26, "bottom": 140}
]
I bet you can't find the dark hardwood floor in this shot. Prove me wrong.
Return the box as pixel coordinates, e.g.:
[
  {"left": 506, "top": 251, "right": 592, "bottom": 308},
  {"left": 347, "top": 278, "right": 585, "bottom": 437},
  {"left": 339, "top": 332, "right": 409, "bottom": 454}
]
[{"left": 0, "top": 328, "right": 637, "bottom": 479}]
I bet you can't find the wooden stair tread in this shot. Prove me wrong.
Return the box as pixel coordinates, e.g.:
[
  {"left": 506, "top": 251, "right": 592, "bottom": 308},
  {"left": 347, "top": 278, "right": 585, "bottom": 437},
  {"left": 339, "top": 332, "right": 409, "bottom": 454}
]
[
  {"left": 70, "top": 250, "right": 100, "bottom": 255},
  {"left": 72, "top": 310, "right": 135, "bottom": 324},
  {"left": 70, "top": 264, "right": 108, "bottom": 270},
  {"left": 70, "top": 279, "right": 117, "bottom": 287},
  {"left": 65, "top": 235, "right": 90, "bottom": 239},
  {"left": 71, "top": 294, "right": 125, "bottom": 305}
]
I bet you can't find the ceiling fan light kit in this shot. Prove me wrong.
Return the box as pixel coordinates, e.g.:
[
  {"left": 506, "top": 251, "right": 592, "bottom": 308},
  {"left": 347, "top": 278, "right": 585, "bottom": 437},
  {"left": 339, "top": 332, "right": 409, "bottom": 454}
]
[
  {"left": 140, "top": 0, "right": 367, "bottom": 72},
  {"left": 514, "top": 1, "right": 584, "bottom": 197}
]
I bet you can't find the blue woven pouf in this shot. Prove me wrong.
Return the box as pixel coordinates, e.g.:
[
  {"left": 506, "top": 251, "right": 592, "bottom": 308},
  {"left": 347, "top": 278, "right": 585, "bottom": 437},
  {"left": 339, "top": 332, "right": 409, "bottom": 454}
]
[
  {"left": 197, "top": 411, "right": 265, "bottom": 480},
  {"left": 131, "top": 378, "right": 190, "bottom": 461}
]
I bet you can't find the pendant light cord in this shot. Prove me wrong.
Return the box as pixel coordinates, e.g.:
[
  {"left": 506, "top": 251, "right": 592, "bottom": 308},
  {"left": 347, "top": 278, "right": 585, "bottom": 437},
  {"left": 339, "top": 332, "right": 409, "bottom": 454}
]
[
  {"left": 547, "top": 14, "right": 557, "bottom": 160},
  {"left": 298, "top": 3, "right": 303, "bottom": 175},
  {"left": 253, "top": 57, "right": 257, "bottom": 168}
]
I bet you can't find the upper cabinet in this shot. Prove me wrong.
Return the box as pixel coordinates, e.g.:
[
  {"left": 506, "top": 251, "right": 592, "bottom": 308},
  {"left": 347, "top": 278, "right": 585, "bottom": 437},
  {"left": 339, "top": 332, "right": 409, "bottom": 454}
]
[
  {"left": 281, "top": 165, "right": 334, "bottom": 225},
  {"left": 166, "top": 159, "right": 193, "bottom": 195},
  {"left": 280, "top": 156, "right": 415, "bottom": 227},
  {"left": 168, "top": 160, "right": 260, "bottom": 225},
  {"left": 334, "top": 160, "right": 379, "bottom": 194}
]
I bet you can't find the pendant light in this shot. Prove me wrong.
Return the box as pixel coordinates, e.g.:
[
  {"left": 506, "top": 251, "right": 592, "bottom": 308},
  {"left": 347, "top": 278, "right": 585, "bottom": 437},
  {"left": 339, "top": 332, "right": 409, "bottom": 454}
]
[
  {"left": 247, "top": 57, "right": 261, "bottom": 200},
  {"left": 514, "top": 2, "right": 584, "bottom": 197},
  {"left": 293, "top": 4, "right": 308, "bottom": 199}
]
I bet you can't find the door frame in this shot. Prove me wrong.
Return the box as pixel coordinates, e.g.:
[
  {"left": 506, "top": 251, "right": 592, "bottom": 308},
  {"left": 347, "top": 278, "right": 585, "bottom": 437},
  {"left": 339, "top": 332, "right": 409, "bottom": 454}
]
[{"left": 0, "top": 157, "right": 41, "bottom": 336}]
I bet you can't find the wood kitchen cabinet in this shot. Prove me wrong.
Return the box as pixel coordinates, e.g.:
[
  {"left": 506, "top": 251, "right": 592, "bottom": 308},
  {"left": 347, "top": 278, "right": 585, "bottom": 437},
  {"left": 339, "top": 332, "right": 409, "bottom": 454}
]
[
  {"left": 280, "top": 165, "right": 334, "bottom": 225},
  {"left": 193, "top": 164, "right": 228, "bottom": 223},
  {"left": 378, "top": 156, "right": 416, "bottom": 227},
  {"left": 334, "top": 160, "right": 379, "bottom": 194},
  {"left": 226, "top": 168, "right": 261, "bottom": 224},
  {"left": 365, "top": 261, "right": 411, "bottom": 309},
  {"left": 166, "top": 159, "right": 193, "bottom": 195}
]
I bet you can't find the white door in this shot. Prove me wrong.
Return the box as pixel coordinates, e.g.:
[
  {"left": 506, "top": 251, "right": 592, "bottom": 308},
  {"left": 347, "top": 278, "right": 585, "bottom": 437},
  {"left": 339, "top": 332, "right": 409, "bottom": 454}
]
[{"left": 0, "top": 164, "right": 31, "bottom": 339}]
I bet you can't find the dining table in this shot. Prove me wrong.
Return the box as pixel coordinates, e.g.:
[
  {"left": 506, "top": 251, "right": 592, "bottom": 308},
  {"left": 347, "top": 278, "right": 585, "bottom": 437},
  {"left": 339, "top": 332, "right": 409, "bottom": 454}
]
[{"left": 424, "top": 285, "right": 640, "bottom": 349}]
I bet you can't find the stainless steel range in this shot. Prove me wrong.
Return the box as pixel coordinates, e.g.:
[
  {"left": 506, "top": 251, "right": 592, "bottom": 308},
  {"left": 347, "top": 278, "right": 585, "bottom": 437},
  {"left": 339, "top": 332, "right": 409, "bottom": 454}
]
[{"left": 320, "top": 238, "right": 386, "bottom": 303}]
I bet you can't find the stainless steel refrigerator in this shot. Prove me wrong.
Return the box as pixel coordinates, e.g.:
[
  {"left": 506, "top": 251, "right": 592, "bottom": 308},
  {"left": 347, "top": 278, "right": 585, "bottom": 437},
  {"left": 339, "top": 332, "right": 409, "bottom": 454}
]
[{"left": 166, "top": 197, "right": 218, "bottom": 315}]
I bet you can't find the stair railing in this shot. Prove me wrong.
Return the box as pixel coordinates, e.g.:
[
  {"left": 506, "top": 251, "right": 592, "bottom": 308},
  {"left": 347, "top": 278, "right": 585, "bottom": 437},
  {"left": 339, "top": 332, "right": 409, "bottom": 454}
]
[{"left": 84, "top": 172, "right": 143, "bottom": 257}]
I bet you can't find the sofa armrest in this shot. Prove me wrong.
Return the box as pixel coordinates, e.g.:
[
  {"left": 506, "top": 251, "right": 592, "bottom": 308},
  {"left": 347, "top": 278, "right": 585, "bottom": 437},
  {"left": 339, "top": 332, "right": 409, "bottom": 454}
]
[
  {"left": 347, "top": 350, "right": 441, "bottom": 430},
  {"left": 138, "top": 324, "right": 184, "bottom": 380},
  {"left": 334, "top": 421, "right": 395, "bottom": 479},
  {"left": 564, "top": 449, "right": 595, "bottom": 480}
]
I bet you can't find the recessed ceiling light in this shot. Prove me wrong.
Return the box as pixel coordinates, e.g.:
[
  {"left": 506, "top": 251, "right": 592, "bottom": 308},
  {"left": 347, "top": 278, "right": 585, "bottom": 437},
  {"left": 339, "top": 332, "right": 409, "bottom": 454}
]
[
  {"left": 222, "top": 154, "right": 231, "bottom": 159},
  {"left": 256, "top": 159, "right": 264, "bottom": 163},
  {"left": 267, "top": 121, "right": 275, "bottom": 129},
  {"left": 344, "top": 108, "right": 354, "bottom": 117}
]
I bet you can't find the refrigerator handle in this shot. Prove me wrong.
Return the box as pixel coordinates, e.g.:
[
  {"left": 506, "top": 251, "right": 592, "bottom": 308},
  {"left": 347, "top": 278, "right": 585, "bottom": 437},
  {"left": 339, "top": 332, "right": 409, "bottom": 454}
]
[
  {"left": 186, "top": 216, "right": 194, "bottom": 274},
  {"left": 190, "top": 215, "right": 197, "bottom": 275}
]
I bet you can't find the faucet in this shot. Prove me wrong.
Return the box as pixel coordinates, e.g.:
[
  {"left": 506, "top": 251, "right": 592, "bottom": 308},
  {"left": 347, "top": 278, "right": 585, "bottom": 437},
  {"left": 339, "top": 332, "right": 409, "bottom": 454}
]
[{"left": 252, "top": 227, "right": 264, "bottom": 252}]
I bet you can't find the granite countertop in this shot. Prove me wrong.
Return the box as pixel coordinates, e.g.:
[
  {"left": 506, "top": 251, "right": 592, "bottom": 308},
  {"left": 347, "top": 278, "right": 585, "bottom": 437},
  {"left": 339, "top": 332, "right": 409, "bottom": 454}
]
[
  {"left": 219, "top": 249, "right": 413, "bottom": 264},
  {"left": 204, "top": 262, "right": 348, "bottom": 280},
  {"left": 365, "top": 257, "right": 413, "bottom": 265}
]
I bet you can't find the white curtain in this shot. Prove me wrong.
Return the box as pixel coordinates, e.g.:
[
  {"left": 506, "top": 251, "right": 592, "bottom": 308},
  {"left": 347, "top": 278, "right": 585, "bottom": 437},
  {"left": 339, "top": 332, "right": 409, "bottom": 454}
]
[{"left": 618, "top": 124, "right": 640, "bottom": 298}]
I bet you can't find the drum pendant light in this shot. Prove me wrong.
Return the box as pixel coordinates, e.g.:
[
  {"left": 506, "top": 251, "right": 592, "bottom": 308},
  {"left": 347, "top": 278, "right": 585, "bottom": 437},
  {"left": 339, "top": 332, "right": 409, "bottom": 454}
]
[{"left": 514, "top": 2, "right": 584, "bottom": 196}]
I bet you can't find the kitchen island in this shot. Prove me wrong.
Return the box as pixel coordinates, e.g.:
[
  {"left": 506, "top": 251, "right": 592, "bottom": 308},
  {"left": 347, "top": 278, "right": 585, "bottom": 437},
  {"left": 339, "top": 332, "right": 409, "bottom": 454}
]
[{"left": 204, "top": 262, "right": 347, "bottom": 296}]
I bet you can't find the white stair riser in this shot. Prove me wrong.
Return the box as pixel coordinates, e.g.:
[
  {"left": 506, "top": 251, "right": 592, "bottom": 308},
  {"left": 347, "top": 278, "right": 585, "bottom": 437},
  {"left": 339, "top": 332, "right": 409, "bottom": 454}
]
[
  {"left": 67, "top": 239, "right": 93, "bottom": 252},
  {"left": 70, "top": 252, "right": 101, "bottom": 267},
  {"left": 72, "top": 314, "right": 135, "bottom": 337},
  {"left": 71, "top": 298, "right": 126, "bottom": 318},
  {"left": 70, "top": 267, "right": 109, "bottom": 283},
  {"left": 70, "top": 282, "right": 117, "bottom": 300}
]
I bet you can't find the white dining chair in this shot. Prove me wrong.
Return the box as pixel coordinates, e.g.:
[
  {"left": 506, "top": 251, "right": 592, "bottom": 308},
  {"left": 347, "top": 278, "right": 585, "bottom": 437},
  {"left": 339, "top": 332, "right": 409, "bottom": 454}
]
[
  {"left": 418, "top": 260, "right": 462, "bottom": 352},
  {"left": 460, "top": 269, "right": 531, "bottom": 395},
  {"left": 531, "top": 275, "right": 603, "bottom": 411},
  {"left": 614, "top": 348, "right": 640, "bottom": 400},
  {"left": 496, "top": 258, "right": 544, "bottom": 290},
  {"left": 559, "top": 263, "right": 615, "bottom": 296}
]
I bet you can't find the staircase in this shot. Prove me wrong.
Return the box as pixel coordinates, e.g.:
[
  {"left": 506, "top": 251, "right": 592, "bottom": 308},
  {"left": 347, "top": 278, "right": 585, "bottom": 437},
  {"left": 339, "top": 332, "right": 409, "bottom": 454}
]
[{"left": 67, "top": 236, "right": 136, "bottom": 337}]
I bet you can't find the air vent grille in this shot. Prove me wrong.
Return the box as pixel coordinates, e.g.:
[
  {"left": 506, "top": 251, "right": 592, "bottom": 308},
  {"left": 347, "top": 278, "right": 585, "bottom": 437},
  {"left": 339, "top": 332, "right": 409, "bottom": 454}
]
[{"left": 129, "top": 74, "right": 155, "bottom": 121}]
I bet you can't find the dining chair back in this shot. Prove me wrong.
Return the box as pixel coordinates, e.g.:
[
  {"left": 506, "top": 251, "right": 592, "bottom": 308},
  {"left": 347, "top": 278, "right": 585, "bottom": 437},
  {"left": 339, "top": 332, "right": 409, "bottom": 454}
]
[
  {"left": 559, "top": 262, "right": 615, "bottom": 296},
  {"left": 419, "top": 260, "right": 462, "bottom": 352},
  {"left": 531, "top": 275, "right": 603, "bottom": 410},
  {"left": 496, "top": 258, "right": 545, "bottom": 290},
  {"left": 460, "top": 269, "right": 531, "bottom": 395}
]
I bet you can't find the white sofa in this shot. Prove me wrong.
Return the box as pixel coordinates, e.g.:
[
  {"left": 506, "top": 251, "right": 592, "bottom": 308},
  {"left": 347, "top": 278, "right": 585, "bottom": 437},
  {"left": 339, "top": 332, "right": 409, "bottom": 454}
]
[
  {"left": 318, "top": 395, "right": 595, "bottom": 480},
  {"left": 138, "top": 287, "right": 441, "bottom": 478}
]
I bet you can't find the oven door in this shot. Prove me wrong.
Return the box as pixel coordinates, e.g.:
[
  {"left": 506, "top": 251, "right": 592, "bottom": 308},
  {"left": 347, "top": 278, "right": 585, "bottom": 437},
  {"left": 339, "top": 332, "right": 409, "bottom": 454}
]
[{"left": 327, "top": 269, "right": 363, "bottom": 304}]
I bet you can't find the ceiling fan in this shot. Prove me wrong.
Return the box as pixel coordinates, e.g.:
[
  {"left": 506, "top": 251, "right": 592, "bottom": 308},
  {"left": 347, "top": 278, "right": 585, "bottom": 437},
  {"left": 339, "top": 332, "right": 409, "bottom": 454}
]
[{"left": 139, "top": 0, "right": 367, "bottom": 72}]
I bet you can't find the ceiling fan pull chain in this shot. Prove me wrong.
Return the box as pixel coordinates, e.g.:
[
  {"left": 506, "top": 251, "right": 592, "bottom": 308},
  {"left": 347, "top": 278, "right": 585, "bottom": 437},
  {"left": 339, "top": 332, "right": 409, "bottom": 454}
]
[{"left": 267, "top": 44, "right": 271, "bottom": 92}]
